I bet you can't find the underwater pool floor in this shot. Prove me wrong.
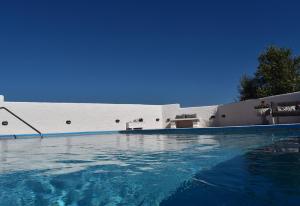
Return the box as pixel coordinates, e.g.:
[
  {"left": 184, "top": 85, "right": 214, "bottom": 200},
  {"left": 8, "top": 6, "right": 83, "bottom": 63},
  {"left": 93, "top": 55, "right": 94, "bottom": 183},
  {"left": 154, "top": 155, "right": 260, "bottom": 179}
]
[{"left": 1, "top": 130, "right": 300, "bottom": 205}]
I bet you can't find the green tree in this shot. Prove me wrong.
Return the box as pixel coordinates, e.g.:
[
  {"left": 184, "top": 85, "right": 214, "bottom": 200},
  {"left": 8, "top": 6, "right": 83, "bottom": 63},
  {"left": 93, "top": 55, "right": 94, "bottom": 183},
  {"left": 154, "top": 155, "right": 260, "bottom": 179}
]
[
  {"left": 238, "top": 74, "right": 257, "bottom": 101},
  {"left": 239, "top": 46, "right": 300, "bottom": 101}
]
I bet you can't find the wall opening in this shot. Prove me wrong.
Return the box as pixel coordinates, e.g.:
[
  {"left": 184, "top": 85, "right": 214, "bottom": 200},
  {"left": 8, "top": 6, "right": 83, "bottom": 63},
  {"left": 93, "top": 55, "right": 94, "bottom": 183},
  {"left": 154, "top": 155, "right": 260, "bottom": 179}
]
[{"left": 175, "top": 120, "right": 193, "bottom": 128}]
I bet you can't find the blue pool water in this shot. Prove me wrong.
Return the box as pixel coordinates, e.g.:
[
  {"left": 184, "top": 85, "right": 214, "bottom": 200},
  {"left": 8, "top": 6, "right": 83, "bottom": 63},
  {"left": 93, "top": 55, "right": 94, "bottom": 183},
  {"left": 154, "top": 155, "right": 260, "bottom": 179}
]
[{"left": 1, "top": 129, "right": 300, "bottom": 205}]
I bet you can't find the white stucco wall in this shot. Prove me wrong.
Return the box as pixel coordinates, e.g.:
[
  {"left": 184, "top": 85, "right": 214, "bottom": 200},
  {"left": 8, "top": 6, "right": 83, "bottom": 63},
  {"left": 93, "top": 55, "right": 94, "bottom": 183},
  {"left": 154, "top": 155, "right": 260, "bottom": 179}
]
[
  {"left": 161, "top": 104, "right": 218, "bottom": 127},
  {"left": 161, "top": 104, "right": 181, "bottom": 128},
  {"left": 215, "top": 92, "right": 300, "bottom": 126},
  {"left": 0, "top": 92, "right": 299, "bottom": 136},
  {"left": 0, "top": 102, "right": 164, "bottom": 135},
  {"left": 179, "top": 105, "right": 218, "bottom": 127}
]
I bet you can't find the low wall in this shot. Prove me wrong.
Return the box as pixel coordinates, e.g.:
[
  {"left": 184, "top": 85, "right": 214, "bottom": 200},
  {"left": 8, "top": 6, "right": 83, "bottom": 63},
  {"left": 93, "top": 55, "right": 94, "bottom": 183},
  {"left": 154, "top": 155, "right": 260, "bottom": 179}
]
[
  {"left": 161, "top": 104, "right": 218, "bottom": 127},
  {"left": 161, "top": 104, "right": 181, "bottom": 128},
  {"left": 215, "top": 92, "right": 300, "bottom": 126},
  {"left": 178, "top": 106, "right": 218, "bottom": 127},
  {"left": 0, "top": 102, "right": 164, "bottom": 136},
  {"left": 0, "top": 92, "right": 299, "bottom": 136}
]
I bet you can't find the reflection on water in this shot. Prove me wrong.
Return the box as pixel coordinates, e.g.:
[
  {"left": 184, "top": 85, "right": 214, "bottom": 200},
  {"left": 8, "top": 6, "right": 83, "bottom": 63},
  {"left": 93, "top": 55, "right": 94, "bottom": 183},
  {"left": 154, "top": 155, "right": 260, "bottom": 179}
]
[
  {"left": 246, "top": 138, "right": 300, "bottom": 194},
  {"left": 1, "top": 140, "right": 8, "bottom": 162},
  {"left": 0, "top": 132, "right": 299, "bottom": 206},
  {"left": 251, "top": 137, "right": 300, "bottom": 154},
  {"left": 0, "top": 134, "right": 221, "bottom": 174},
  {"left": 161, "top": 137, "right": 300, "bottom": 206}
]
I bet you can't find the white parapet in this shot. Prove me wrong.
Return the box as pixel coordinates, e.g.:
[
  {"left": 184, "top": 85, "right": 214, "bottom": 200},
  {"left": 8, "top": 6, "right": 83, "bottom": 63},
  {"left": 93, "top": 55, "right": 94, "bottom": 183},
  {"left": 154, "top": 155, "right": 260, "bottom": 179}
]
[{"left": 0, "top": 95, "right": 4, "bottom": 102}]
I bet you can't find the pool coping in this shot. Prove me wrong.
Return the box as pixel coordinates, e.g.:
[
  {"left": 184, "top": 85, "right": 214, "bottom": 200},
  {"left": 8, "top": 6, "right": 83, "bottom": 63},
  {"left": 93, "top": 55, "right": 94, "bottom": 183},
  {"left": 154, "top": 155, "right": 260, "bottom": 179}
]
[
  {"left": 1, "top": 123, "right": 300, "bottom": 139},
  {"left": 0, "top": 130, "right": 119, "bottom": 139},
  {"left": 120, "top": 123, "right": 300, "bottom": 135}
]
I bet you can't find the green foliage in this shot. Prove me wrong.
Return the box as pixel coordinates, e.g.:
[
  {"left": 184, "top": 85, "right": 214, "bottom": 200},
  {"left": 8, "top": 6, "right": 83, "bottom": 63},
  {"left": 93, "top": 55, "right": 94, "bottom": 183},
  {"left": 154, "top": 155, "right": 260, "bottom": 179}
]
[
  {"left": 239, "top": 46, "right": 300, "bottom": 101},
  {"left": 238, "top": 74, "right": 258, "bottom": 101}
]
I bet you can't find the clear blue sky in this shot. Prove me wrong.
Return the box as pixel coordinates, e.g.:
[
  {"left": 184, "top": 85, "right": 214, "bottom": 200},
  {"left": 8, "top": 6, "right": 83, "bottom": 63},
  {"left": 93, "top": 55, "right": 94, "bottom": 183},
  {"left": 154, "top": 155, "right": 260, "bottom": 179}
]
[{"left": 1, "top": 0, "right": 300, "bottom": 106}]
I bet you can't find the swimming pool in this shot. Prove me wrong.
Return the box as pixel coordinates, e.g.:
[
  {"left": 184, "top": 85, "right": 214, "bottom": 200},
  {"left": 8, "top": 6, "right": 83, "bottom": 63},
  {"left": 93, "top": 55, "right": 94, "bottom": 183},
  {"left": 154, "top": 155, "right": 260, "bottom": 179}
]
[{"left": 1, "top": 128, "right": 300, "bottom": 205}]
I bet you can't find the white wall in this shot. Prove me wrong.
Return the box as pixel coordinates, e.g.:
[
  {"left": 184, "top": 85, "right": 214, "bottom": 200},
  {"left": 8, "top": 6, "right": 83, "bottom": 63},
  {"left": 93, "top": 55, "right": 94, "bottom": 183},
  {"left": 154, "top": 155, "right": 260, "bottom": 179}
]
[
  {"left": 0, "top": 109, "right": 34, "bottom": 135},
  {"left": 215, "top": 92, "right": 300, "bottom": 126},
  {"left": 179, "top": 105, "right": 218, "bottom": 127},
  {"left": 161, "top": 104, "right": 180, "bottom": 128},
  {"left": 0, "top": 92, "right": 299, "bottom": 136},
  {"left": 0, "top": 101, "right": 218, "bottom": 135},
  {"left": 0, "top": 102, "right": 164, "bottom": 135}
]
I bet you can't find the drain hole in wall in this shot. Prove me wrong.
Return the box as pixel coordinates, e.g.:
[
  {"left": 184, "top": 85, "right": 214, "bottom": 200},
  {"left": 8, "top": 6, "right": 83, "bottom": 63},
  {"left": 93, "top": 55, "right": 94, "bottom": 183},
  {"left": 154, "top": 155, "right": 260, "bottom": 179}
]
[
  {"left": 209, "top": 115, "right": 215, "bottom": 120},
  {"left": 66, "top": 120, "right": 71, "bottom": 125},
  {"left": 115, "top": 119, "right": 120, "bottom": 123},
  {"left": 156, "top": 118, "right": 160, "bottom": 122},
  {"left": 2, "top": 121, "right": 8, "bottom": 126}
]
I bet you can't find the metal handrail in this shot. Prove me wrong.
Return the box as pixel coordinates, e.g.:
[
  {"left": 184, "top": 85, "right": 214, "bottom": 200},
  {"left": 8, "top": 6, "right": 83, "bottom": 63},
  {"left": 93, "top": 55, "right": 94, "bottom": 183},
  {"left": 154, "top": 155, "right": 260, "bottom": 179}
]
[{"left": 0, "top": 107, "right": 43, "bottom": 138}]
